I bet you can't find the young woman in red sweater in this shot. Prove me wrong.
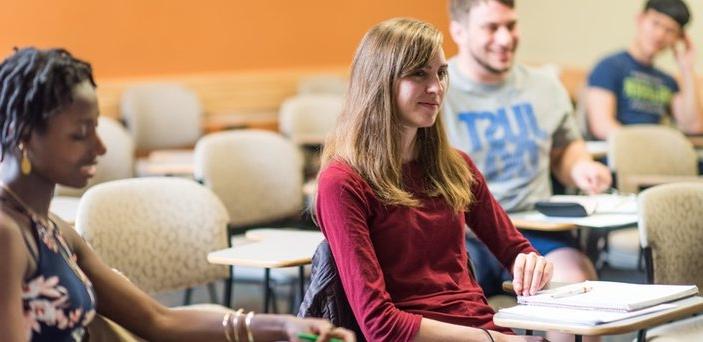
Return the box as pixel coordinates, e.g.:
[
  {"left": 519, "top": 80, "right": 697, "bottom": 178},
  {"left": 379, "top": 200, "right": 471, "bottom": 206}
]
[{"left": 314, "top": 18, "right": 551, "bottom": 342}]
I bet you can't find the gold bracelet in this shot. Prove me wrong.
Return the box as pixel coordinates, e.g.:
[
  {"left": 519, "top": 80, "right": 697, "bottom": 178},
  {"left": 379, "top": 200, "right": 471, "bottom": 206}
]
[
  {"left": 244, "top": 311, "right": 255, "bottom": 342},
  {"left": 232, "top": 308, "right": 244, "bottom": 342},
  {"left": 222, "top": 312, "right": 233, "bottom": 342}
]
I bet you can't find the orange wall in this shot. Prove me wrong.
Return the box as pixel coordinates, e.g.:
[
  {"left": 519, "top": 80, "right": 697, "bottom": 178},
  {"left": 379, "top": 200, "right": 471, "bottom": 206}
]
[{"left": 0, "top": 1, "right": 455, "bottom": 80}]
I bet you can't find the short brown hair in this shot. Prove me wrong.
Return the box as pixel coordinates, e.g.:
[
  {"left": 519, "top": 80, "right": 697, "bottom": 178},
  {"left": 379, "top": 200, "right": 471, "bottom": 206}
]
[{"left": 449, "top": 0, "right": 515, "bottom": 21}]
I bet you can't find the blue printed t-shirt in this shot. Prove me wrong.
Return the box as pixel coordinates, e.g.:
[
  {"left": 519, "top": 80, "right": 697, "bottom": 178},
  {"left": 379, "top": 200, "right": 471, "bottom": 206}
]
[
  {"left": 443, "top": 60, "right": 581, "bottom": 212},
  {"left": 588, "top": 51, "right": 679, "bottom": 125}
]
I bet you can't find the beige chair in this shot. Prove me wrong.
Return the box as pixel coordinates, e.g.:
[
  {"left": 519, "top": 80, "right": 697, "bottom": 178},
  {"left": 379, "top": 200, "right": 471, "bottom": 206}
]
[
  {"left": 278, "top": 94, "right": 344, "bottom": 146},
  {"left": 297, "top": 74, "right": 347, "bottom": 95},
  {"left": 75, "top": 177, "right": 232, "bottom": 305},
  {"left": 279, "top": 93, "right": 343, "bottom": 190},
  {"left": 605, "top": 125, "right": 700, "bottom": 269},
  {"left": 194, "top": 130, "right": 306, "bottom": 312},
  {"left": 637, "top": 182, "right": 703, "bottom": 341},
  {"left": 120, "top": 83, "right": 202, "bottom": 151},
  {"left": 608, "top": 125, "right": 698, "bottom": 194},
  {"left": 194, "top": 130, "right": 304, "bottom": 228}
]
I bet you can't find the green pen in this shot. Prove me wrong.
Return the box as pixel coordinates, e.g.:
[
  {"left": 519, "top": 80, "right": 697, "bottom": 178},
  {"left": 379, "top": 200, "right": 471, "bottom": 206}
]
[{"left": 297, "top": 331, "right": 344, "bottom": 342}]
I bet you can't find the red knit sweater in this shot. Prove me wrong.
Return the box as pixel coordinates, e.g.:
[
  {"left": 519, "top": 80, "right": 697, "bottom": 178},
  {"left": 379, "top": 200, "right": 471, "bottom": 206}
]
[{"left": 316, "top": 152, "right": 536, "bottom": 341}]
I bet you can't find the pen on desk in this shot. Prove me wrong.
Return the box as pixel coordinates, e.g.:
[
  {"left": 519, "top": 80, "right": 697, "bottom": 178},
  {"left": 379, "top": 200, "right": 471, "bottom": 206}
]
[
  {"left": 297, "top": 332, "right": 344, "bottom": 342},
  {"left": 551, "top": 286, "right": 593, "bottom": 299}
]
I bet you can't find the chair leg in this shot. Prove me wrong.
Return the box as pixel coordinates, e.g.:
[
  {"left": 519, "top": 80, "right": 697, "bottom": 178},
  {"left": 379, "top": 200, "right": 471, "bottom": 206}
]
[
  {"left": 207, "top": 283, "right": 219, "bottom": 304},
  {"left": 223, "top": 266, "right": 233, "bottom": 308},
  {"left": 183, "top": 287, "right": 193, "bottom": 306},
  {"left": 270, "top": 284, "right": 279, "bottom": 314},
  {"left": 288, "top": 283, "right": 297, "bottom": 314},
  {"left": 263, "top": 268, "right": 271, "bottom": 313}
]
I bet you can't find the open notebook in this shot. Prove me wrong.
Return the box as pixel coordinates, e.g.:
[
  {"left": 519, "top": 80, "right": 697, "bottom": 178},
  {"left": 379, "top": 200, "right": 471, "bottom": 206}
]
[{"left": 517, "top": 281, "right": 698, "bottom": 312}]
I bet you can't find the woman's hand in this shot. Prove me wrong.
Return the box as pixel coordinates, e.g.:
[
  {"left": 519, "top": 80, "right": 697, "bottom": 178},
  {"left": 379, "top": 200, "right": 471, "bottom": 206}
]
[
  {"left": 283, "top": 316, "right": 356, "bottom": 342},
  {"left": 512, "top": 252, "right": 553, "bottom": 296}
]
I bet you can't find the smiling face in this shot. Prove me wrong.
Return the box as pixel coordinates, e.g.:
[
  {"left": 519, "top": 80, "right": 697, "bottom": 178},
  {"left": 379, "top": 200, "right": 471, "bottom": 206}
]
[
  {"left": 395, "top": 49, "right": 448, "bottom": 130},
  {"left": 450, "top": 0, "right": 519, "bottom": 82},
  {"left": 26, "top": 80, "right": 106, "bottom": 188}
]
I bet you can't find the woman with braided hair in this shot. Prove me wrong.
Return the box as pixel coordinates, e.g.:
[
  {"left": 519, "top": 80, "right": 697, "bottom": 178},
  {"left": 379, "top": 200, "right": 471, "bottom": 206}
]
[{"left": 0, "top": 47, "right": 354, "bottom": 342}]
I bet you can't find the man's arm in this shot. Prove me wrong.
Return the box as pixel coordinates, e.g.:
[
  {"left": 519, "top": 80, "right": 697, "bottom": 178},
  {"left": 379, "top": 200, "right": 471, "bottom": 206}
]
[
  {"left": 586, "top": 87, "right": 622, "bottom": 140},
  {"left": 671, "top": 35, "right": 703, "bottom": 134},
  {"left": 550, "top": 139, "right": 611, "bottom": 194}
]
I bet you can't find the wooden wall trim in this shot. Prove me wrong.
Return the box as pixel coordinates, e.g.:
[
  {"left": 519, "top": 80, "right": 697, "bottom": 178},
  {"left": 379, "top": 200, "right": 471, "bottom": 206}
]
[{"left": 95, "top": 66, "right": 349, "bottom": 120}]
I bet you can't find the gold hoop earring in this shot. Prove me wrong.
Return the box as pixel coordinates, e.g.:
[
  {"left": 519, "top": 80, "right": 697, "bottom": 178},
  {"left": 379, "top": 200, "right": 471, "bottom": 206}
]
[{"left": 19, "top": 144, "right": 31, "bottom": 175}]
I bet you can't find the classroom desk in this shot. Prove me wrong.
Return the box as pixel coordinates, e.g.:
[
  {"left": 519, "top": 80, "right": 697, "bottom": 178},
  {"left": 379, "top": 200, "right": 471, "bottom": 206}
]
[
  {"left": 585, "top": 140, "right": 608, "bottom": 159},
  {"left": 687, "top": 135, "right": 703, "bottom": 148},
  {"left": 508, "top": 194, "right": 638, "bottom": 230},
  {"left": 135, "top": 149, "right": 195, "bottom": 177},
  {"left": 494, "top": 296, "right": 703, "bottom": 342},
  {"left": 207, "top": 229, "right": 324, "bottom": 313},
  {"left": 203, "top": 112, "right": 279, "bottom": 133},
  {"left": 509, "top": 211, "right": 638, "bottom": 232}
]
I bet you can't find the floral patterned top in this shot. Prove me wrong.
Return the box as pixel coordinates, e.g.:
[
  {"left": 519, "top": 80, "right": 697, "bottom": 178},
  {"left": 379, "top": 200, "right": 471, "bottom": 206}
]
[{"left": 2, "top": 197, "right": 97, "bottom": 341}]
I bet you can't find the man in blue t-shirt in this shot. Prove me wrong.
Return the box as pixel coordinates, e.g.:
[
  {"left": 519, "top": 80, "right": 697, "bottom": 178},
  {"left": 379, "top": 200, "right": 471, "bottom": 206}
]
[{"left": 586, "top": 0, "right": 702, "bottom": 140}]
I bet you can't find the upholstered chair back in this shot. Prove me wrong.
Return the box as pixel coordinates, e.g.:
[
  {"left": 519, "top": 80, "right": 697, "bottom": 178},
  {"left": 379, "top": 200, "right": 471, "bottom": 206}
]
[
  {"left": 76, "top": 177, "right": 229, "bottom": 293},
  {"left": 638, "top": 182, "right": 703, "bottom": 288},
  {"left": 608, "top": 125, "right": 697, "bottom": 193},
  {"left": 194, "top": 130, "right": 304, "bottom": 227}
]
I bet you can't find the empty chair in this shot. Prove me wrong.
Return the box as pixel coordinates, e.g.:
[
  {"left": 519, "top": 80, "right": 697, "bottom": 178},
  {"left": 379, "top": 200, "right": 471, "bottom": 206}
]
[
  {"left": 278, "top": 94, "right": 344, "bottom": 146},
  {"left": 75, "top": 177, "right": 231, "bottom": 304},
  {"left": 605, "top": 125, "right": 699, "bottom": 269},
  {"left": 279, "top": 93, "right": 344, "bottom": 186},
  {"left": 637, "top": 182, "right": 703, "bottom": 341},
  {"left": 194, "top": 130, "right": 306, "bottom": 311},
  {"left": 120, "top": 83, "right": 202, "bottom": 151},
  {"left": 194, "top": 130, "right": 304, "bottom": 228},
  {"left": 608, "top": 125, "right": 698, "bottom": 194},
  {"left": 297, "top": 74, "right": 347, "bottom": 95}
]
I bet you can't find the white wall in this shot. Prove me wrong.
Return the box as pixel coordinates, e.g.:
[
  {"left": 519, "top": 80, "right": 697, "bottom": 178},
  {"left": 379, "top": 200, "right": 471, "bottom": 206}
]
[{"left": 515, "top": 0, "right": 703, "bottom": 74}]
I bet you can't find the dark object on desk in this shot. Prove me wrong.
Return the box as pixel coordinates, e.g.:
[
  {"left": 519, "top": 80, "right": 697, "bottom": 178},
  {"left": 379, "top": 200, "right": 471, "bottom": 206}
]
[{"left": 535, "top": 201, "right": 589, "bottom": 217}]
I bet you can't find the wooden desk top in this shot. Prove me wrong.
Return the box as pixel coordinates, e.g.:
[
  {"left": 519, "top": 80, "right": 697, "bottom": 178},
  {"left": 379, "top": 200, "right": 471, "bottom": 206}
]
[
  {"left": 203, "top": 112, "right": 279, "bottom": 133},
  {"left": 687, "top": 135, "right": 703, "bottom": 148},
  {"left": 494, "top": 296, "right": 703, "bottom": 336},
  {"left": 208, "top": 230, "right": 324, "bottom": 268},
  {"left": 135, "top": 149, "right": 195, "bottom": 177},
  {"left": 511, "top": 216, "right": 576, "bottom": 232},
  {"left": 585, "top": 140, "right": 608, "bottom": 159},
  {"left": 244, "top": 228, "right": 323, "bottom": 240}
]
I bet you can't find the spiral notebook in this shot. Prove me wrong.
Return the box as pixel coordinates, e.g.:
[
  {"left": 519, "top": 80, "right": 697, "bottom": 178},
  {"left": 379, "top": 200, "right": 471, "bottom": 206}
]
[{"left": 517, "top": 281, "right": 698, "bottom": 312}]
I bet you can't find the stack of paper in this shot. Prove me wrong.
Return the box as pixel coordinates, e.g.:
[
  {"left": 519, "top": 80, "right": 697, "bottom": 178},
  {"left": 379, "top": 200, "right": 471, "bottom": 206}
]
[{"left": 499, "top": 281, "right": 698, "bottom": 326}]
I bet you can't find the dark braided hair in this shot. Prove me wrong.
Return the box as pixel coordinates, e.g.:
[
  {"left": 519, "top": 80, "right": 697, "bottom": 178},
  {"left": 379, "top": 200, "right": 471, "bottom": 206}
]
[{"left": 0, "top": 47, "right": 95, "bottom": 160}]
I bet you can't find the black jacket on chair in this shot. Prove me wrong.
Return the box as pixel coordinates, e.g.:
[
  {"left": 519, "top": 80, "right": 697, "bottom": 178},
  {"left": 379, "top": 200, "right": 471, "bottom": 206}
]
[{"left": 297, "top": 240, "right": 366, "bottom": 341}]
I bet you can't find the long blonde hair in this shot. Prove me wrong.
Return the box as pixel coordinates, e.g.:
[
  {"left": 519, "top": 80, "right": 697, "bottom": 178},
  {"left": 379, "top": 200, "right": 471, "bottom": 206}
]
[{"left": 319, "top": 18, "right": 474, "bottom": 211}]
